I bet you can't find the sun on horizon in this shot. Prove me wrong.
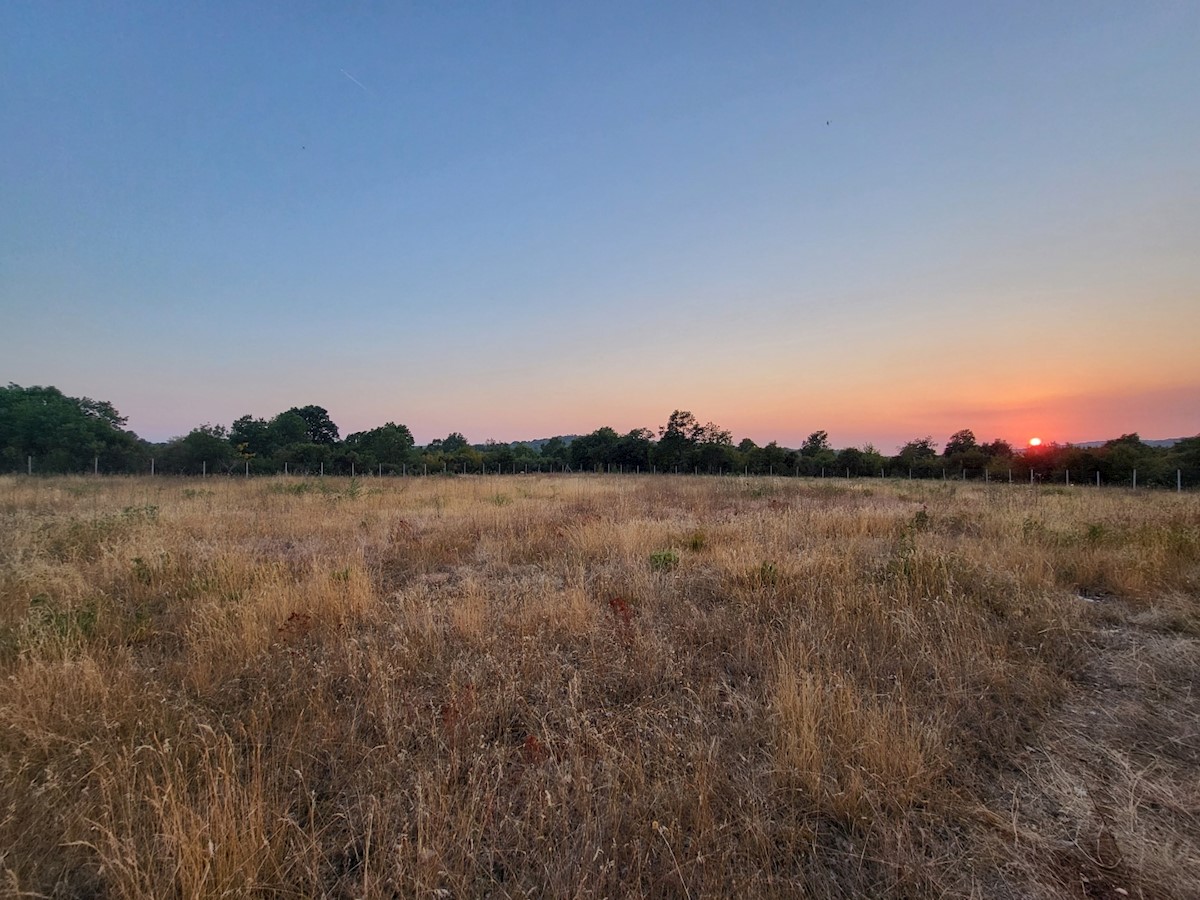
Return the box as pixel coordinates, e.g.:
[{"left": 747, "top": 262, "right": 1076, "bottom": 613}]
[{"left": 1029, "top": 437, "right": 1043, "bottom": 447}]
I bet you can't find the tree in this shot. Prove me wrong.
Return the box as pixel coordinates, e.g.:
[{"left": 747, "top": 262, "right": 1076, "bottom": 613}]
[
  {"left": 1101, "top": 433, "right": 1166, "bottom": 485},
  {"left": 570, "top": 427, "right": 620, "bottom": 470},
  {"left": 694, "top": 422, "right": 734, "bottom": 472},
  {"left": 835, "top": 446, "right": 868, "bottom": 476},
  {"left": 267, "top": 411, "right": 308, "bottom": 449},
  {"left": 159, "top": 424, "right": 238, "bottom": 474},
  {"left": 539, "top": 436, "right": 570, "bottom": 467},
  {"left": 944, "top": 429, "right": 977, "bottom": 457},
  {"left": 860, "top": 443, "right": 887, "bottom": 476},
  {"left": 655, "top": 410, "right": 699, "bottom": 469},
  {"left": 897, "top": 437, "right": 938, "bottom": 461},
  {"left": 344, "top": 422, "right": 416, "bottom": 472},
  {"left": 748, "top": 441, "right": 791, "bottom": 475},
  {"left": 229, "top": 415, "right": 272, "bottom": 459},
  {"left": 613, "top": 428, "right": 654, "bottom": 469},
  {"left": 1166, "top": 435, "right": 1200, "bottom": 485},
  {"left": 979, "top": 438, "right": 1013, "bottom": 459},
  {"left": 801, "top": 431, "right": 831, "bottom": 457},
  {"left": 286, "top": 405, "right": 340, "bottom": 445},
  {"left": 0, "top": 383, "right": 144, "bottom": 473}
]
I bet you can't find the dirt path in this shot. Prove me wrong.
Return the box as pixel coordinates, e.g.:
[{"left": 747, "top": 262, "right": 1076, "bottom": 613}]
[{"left": 983, "top": 602, "right": 1200, "bottom": 898}]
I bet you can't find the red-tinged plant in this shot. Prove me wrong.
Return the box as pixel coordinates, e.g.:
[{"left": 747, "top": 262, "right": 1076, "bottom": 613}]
[
  {"left": 608, "top": 596, "right": 634, "bottom": 627},
  {"left": 522, "top": 734, "right": 549, "bottom": 764}
]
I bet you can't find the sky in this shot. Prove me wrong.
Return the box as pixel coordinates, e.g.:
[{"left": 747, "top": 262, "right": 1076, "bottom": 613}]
[{"left": 3, "top": 1, "right": 1198, "bottom": 449}]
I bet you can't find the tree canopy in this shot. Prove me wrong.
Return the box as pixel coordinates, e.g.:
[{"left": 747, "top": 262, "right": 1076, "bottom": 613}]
[{"left": 1, "top": 384, "right": 1196, "bottom": 486}]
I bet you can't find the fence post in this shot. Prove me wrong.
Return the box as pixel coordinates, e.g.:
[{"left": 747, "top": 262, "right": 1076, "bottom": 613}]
[
  {"left": 245, "top": 460, "right": 249, "bottom": 477},
  {"left": 94, "top": 456, "right": 99, "bottom": 476},
  {"left": 1133, "top": 469, "right": 1137, "bottom": 490},
  {"left": 28, "top": 455, "right": 32, "bottom": 475},
  {"left": 1095, "top": 471, "right": 1100, "bottom": 487},
  {"left": 151, "top": 458, "right": 155, "bottom": 476},
  {"left": 1066, "top": 469, "right": 1070, "bottom": 486},
  {"left": 202, "top": 461, "right": 207, "bottom": 478}
]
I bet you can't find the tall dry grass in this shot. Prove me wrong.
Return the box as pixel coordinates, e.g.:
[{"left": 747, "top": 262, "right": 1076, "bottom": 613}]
[{"left": 0, "top": 474, "right": 1197, "bottom": 897}]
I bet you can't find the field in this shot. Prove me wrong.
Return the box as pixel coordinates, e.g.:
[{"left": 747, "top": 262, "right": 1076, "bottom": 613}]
[{"left": 1, "top": 474, "right": 1197, "bottom": 898}]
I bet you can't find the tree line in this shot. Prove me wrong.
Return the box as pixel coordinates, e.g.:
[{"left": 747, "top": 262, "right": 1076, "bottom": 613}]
[{"left": 2, "top": 383, "right": 1198, "bottom": 487}]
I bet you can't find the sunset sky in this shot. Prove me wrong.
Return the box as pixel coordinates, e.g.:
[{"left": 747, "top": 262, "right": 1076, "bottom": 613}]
[{"left": 3, "top": 2, "right": 1198, "bottom": 449}]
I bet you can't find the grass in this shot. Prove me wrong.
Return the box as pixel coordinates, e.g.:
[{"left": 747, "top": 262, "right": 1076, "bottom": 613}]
[{"left": 1, "top": 474, "right": 1197, "bottom": 898}]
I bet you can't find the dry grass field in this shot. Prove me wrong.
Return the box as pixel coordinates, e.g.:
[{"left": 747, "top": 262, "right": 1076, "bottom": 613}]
[{"left": 1, "top": 474, "right": 1197, "bottom": 898}]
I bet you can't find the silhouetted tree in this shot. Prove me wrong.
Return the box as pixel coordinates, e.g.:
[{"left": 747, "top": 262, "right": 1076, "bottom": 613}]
[
  {"left": 287, "top": 405, "right": 340, "bottom": 445},
  {"left": 944, "top": 429, "right": 977, "bottom": 457}
]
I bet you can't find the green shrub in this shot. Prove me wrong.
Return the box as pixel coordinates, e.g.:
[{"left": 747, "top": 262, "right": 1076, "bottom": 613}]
[{"left": 649, "top": 549, "right": 680, "bottom": 572}]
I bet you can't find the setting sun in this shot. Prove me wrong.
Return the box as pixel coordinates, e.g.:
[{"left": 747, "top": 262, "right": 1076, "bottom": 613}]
[{"left": 1029, "top": 437, "right": 1043, "bottom": 447}]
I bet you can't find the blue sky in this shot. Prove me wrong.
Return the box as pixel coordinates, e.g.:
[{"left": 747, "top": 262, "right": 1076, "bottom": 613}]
[{"left": 3, "top": 1, "right": 1197, "bottom": 447}]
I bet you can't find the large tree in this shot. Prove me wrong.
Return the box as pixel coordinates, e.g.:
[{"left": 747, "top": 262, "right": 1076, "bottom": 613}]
[
  {"left": 159, "top": 424, "right": 238, "bottom": 474},
  {"left": 286, "top": 405, "right": 340, "bottom": 445},
  {"left": 0, "top": 383, "right": 144, "bottom": 473},
  {"left": 344, "top": 422, "right": 416, "bottom": 472},
  {"left": 655, "top": 410, "right": 700, "bottom": 469},
  {"left": 800, "top": 430, "right": 831, "bottom": 457},
  {"left": 570, "top": 427, "right": 620, "bottom": 470},
  {"left": 944, "top": 429, "right": 978, "bottom": 457}
]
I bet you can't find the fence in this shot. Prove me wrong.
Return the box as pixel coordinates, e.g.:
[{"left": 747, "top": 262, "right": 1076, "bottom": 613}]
[{"left": 9, "top": 453, "right": 1199, "bottom": 491}]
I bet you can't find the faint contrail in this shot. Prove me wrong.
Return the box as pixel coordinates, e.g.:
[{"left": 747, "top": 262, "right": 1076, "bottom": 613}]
[{"left": 340, "top": 69, "right": 374, "bottom": 96}]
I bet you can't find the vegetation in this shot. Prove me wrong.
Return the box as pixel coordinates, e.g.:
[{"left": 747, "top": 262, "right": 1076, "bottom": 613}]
[
  {"left": 1, "top": 474, "right": 1197, "bottom": 897},
  {"left": 3, "top": 385, "right": 1198, "bottom": 486}
]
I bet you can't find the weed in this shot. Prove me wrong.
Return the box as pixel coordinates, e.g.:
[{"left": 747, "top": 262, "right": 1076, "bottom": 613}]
[
  {"left": 756, "top": 560, "right": 779, "bottom": 586},
  {"left": 131, "top": 556, "right": 153, "bottom": 584},
  {"left": 121, "top": 504, "right": 158, "bottom": 522},
  {"left": 649, "top": 548, "right": 679, "bottom": 571},
  {"left": 28, "top": 594, "right": 98, "bottom": 640}
]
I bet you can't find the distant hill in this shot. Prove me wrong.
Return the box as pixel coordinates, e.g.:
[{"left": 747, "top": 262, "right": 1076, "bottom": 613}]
[
  {"left": 512, "top": 436, "right": 580, "bottom": 451},
  {"left": 468, "top": 436, "right": 580, "bottom": 452},
  {"left": 1073, "top": 437, "right": 1187, "bottom": 449}
]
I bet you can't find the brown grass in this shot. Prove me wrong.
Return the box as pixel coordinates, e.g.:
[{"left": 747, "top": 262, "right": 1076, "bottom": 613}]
[{"left": 1, "top": 474, "right": 1197, "bottom": 898}]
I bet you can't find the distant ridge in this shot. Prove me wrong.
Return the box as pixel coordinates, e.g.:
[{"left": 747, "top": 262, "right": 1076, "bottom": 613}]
[
  {"left": 495, "top": 436, "right": 580, "bottom": 451},
  {"left": 521, "top": 436, "right": 579, "bottom": 450},
  {"left": 1073, "top": 437, "right": 1187, "bottom": 449}
]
